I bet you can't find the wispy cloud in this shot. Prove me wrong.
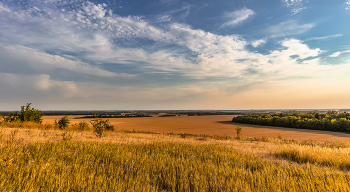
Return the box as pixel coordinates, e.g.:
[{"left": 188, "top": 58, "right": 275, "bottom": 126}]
[
  {"left": 155, "top": 15, "right": 172, "bottom": 22},
  {"left": 160, "top": 0, "right": 178, "bottom": 6},
  {"left": 346, "top": 1, "right": 350, "bottom": 10},
  {"left": 164, "top": 4, "right": 192, "bottom": 20},
  {"left": 221, "top": 8, "right": 254, "bottom": 28},
  {"left": 0, "top": 42, "right": 131, "bottom": 78},
  {"left": 281, "top": 0, "right": 307, "bottom": 15},
  {"left": 264, "top": 20, "right": 315, "bottom": 38},
  {"left": 305, "top": 34, "right": 343, "bottom": 41},
  {"left": 291, "top": 7, "right": 307, "bottom": 15},
  {"left": 282, "top": 0, "right": 304, "bottom": 7}
]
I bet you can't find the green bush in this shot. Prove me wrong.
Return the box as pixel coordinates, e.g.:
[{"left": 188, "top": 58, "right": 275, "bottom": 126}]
[
  {"left": 1, "top": 103, "right": 42, "bottom": 124},
  {"left": 90, "top": 119, "right": 114, "bottom": 138},
  {"left": 19, "top": 103, "right": 43, "bottom": 123},
  {"left": 55, "top": 116, "right": 70, "bottom": 130},
  {"left": 235, "top": 126, "right": 242, "bottom": 139}
]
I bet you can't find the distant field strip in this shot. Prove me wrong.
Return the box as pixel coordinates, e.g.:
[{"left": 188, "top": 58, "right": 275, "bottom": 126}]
[{"left": 1, "top": 141, "right": 350, "bottom": 191}]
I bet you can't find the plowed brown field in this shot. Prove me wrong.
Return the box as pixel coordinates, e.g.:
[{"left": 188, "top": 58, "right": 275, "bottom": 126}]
[{"left": 43, "top": 115, "right": 350, "bottom": 142}]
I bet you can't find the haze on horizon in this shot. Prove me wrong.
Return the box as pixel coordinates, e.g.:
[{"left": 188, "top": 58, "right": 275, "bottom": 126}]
[{"left": 1, "top": 0, "right": 350, "bottom": 111}]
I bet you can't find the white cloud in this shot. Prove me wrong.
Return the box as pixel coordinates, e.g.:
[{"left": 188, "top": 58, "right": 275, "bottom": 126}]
[
  {"left": 0, "top": 0, "right": 349, "bottom": 92},
  {"left": 282, "top": 0, "right": 304, "bottom": 7},
  {"left": 291, "top": 7, "right": 306, "bottom": 15},
  {"left": 0, "top": 43, "right": 128, "bottom": 78},
  {"left": 280, "top": 39, "right": 321, "bottom": 59},
  {"left": 329, "top": 52, "right": 342, "bottom": 58},
  {"left": 221, "top": 8, "right": 254, "bottom": 28},
  {"left": 83, "top": 1, "right": 107, "bottom": 18},
  {"left": 155, "top": 15, "right": 172, "bottom": 22},
  {"left": 282, "top": 0, "right": 307, "bottom": 15},
  {"left": 346, "top": 1, "right": 350, "bottom": 10},
  {"left": 0, "top": 73, "right": 78, "bottom": 99},
  {"left": 0, "top": 2, "right": 11, "bottom": 12},
  {"left": 264, "top": 20, "right": 315, "bottom": 38},
  {"left": 245, "top": 39, "right": 330, "bottom": 81},
  {"left": 329, "top": 50, "right": 350, "bottom": 57},
  {"left": 305, "top": 34, "right": 343, "bottom": 41},
  {"left": 251, "top": 39, "right": 267, "bottom": 48}
]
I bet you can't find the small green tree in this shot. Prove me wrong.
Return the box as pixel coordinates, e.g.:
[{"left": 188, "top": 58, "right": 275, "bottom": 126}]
[
  {"left": 19, "top": 103, "right": 43, "bottom": 123},
  {"left": 55, "top": 116, "right": 70, "bottom": 130},
  {"left": 90, "top": 119, "right": 114, "bottom": 138},
  {"left": 235, "top": 126, "right": 242, "bottom": 139}
]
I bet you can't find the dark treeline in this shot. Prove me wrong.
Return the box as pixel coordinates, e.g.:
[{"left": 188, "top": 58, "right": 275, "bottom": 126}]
[
  {"left": 76, "top": 114, "right": 152, "bottom": 119},
  {"left": 232, "top": 111, "right": 350, "bottom": 133},
  {"left": 159, "top": 114, "right": 177, "bottom": 117},
  {"left": 180, "top": 112, "right": 243, "bottom": 116}
]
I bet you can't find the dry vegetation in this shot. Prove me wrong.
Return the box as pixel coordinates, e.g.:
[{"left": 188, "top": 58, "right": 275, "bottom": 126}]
[
  {"left": 1, "top": 124, "right": 350, "bottom": 191},
  {"left": 2, "top": 111, "right": 350, "bottom": 191},
  {"left": 275, "top": 144, "right": 350, "bottom": 169}
]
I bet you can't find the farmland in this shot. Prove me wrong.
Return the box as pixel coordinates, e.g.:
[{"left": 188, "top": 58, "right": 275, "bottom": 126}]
[{"left": 1, "top": 113, "right": 350, "bottom": 191}]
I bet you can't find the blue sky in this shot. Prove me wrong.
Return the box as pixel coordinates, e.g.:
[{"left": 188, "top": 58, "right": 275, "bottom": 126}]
[{"left": 1, "top": 0, "right": 350, "bottom": 110}]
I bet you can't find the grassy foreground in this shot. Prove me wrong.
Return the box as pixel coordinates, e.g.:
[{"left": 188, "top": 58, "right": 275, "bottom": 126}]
[{"left": 1, "top": 139, "right": 350, "bottom": 191}]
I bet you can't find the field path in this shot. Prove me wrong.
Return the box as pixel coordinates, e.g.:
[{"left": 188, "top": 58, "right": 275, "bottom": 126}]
[{"left": 43, "top": 115, "right": 350, "bottom": 142}]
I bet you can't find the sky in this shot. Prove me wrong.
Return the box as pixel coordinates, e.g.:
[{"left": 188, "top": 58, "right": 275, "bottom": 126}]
[{"left": 1, "top": 0, "right": 350, "bottom": 110}]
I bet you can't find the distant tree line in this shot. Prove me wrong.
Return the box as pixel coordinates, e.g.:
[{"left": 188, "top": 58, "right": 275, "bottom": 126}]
[
  {"left": 77, "top": 114, "right": 152, "bottom": 119},
  {"left": 159, "top": 114, "right": 177, "bottom": 117},
  {"left": 232, "top": 111, "right": 350, "bottom": 133}
]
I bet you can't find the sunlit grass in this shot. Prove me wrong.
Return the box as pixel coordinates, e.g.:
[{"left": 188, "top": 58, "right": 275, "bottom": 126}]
[
  {"left": 275, "top": 144, "right": 350, "bottom": 169},
  {"left": 2, "top": 122, "right": 350, "bottom": 191},
  {"left": 1, "top": 139, "right": 350, "bottom": 191},
  {"left": 0, "top": 120, "right": 41, "bottom": 129}
]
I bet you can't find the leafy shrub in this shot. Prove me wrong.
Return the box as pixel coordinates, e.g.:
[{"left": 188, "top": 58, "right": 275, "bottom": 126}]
[
  {"left": 235, "top": 126, "right": 242, "bottom": 139},
  {"left": 1, "top": 103, "right": 43, "bottom": 125},
  {"left": 90, "top": 119, "right": 114, "bottom": 138},
  {"left": 18, "top": 103, "right": 43, "bottom": 123},
  {"left": 55, "top": 116, "right": 70, "bottom": 130}
]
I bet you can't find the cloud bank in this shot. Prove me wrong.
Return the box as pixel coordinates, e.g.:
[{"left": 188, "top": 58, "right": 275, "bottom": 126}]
[{"left": 0, "top": 0, "right": 349, "bottom": 110}]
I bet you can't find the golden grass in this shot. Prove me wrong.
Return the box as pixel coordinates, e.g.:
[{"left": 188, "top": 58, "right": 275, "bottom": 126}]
[
  {"left": 1, "top": 138, "right": 350, "bottom": 191},
  {"left": 275, "top": 144, "right": 350, "bottom": 169},
  {"left": 0, "top": 120, "right": 45, "bottom": 129},
  {"left": 2, "top": 123, "right": 350, "bottom": 191}
]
